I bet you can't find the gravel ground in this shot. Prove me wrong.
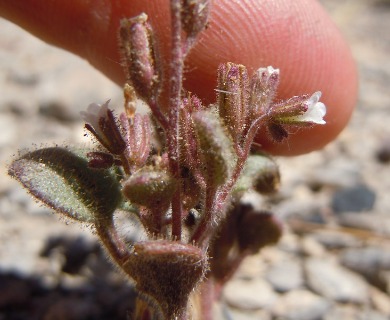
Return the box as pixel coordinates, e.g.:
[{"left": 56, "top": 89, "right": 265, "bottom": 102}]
[{"left": 1, "top": 1, "right": 390, "bottom": 319}]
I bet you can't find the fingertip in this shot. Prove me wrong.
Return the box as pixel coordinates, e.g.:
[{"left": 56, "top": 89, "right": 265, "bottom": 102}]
[
  {"left": 1, "top": 0, "right": 357, "bottom": 156},
  {"left": 183, "top": 0, "right": 358, "bottom": 155}
]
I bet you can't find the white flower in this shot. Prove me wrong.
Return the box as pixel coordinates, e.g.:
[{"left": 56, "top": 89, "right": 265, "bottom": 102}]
[
  {"left": 80, "top": 100, "right": 110, "bottom": 135},
  {"left": 298, "top": 91, "right": 326, "bottom": 124},
  {"left": 280, "top": 91, "right": 326, "bottom": 125},
  {"left": 81, "top": 100, "right": 126, "bottom": 154}
]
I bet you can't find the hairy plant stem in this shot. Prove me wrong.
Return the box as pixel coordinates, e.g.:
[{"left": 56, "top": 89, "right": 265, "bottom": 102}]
[
  {"left": 167, "top": 0, "right": 186, "bottom": 240},
  {"left": 95, "top": 219, "right": 131, "bottom": 269},
  {"left": 150, "top": 98, "right": 169, "bottom": 130},
  {"left": 198, "top": 278, "right": 216, "bottom": 320},
  {"left": 190, "top": 184, "right": 218, "bottom": 247},
  {"left": 120, "top": 154, "right": 131, "bottom": 175}
]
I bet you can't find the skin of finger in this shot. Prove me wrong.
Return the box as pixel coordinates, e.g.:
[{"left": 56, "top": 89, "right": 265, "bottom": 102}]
[{"left": 0, "top": 0, "right": 357, "bottom": 155}]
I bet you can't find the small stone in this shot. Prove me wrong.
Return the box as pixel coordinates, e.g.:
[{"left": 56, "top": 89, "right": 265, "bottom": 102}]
[
  {"left": 311, "top": 232, "right": 361, "bottom": 250},
  {"left": 332, "top": 184, "right": 376, "bottom": 213},
  {"left": 300, "top": 236, "right": 326, "bottom": 257},
  {"left": 380, "top": 270, "right": 390, "bottom": 293},
  {"left": 340, "top": 246, "right": 390, "bottom": 291},
  {"left": 338, "top": 213, "right": 390, "bottom": 236},
  {"left": 0, "top": 113, "right": 17, "bottom": 148},
  {"left": 223, "top": 278, "right": 278, "bottom": 310},
  {"left": 271, "top": 289, "right": 330, "bottom": 320},
  {"left": 234, "top": 254, "right": 265, "bottom": 279},
  {"left": 221, "top": 304, "right": 272, "bottom": 320},
  {"left": 305, "top": 257, "right": 369, "bottom": 303},
  {"left": 265, "top": 258, "right": 304, "bottom": 292},
  {"left": 375, "top": 139, "right": 390, "bottom": 163},
  {"left": 308, "top": 160, "right": 361, "bottom": 189},
  {"left": 324, "top": 305, "right": 388, "bottom": 320},
  {"left": 369, "top": 286, "right": 390, "bottom": 315},
  {"left": 39, "top": 100, "right": 79, "bottom": 122}
]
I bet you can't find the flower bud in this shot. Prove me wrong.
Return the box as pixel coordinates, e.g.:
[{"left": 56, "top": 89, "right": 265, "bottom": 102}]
[
  {"left": 217, "top": 63, "right": 249, "bottom": 143},
  {"left": 124, "top": 240, "right": 207, "bottom": 319},
  {"left": 120, "top": 113, "right": 151, "bottom": 168},
  {"left": 119, "top": 14, "right": 158, "bottom": 101},
  {"left": 180, "top": 0, "right": 210, "bottom": 37},
  {"left": 235, "top": 154, "right": 280, "bottom": 194},
  {"left": 86, "top": 151, "right": 115, "bottom": 169},
  {"left": 122, "top": 168, "right": 176, "bottom": 208},
  {"left": 249, "top": 66, "right": 280, "bottom": 119},
  {"left": 193, "top": 110, "right": 234, "bottom": 187},
  {"left": 266, "top": 122, "right": 289, "bottom": 142}
]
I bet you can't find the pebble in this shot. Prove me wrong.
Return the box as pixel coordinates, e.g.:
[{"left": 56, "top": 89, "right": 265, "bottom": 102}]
[
  {"left": 223, "top": 277, "right": 278, "bottom": 310},
  {"left": 300, "top": 236, "right": 327, "bottom": 257},
  {"left": 324, "top": 305, "right": 389, "bottom": 320},
  {"left": 0, "top": 113, "right": 17, "bottom": 148},
  {"left": 232, "top": 254, "right": 265, "bottom": 279},
  {"left": 38, "top": 100, "right": 80, "bottom": 123},
  {"left": 380, "top": 270, "right": 390, "bottom": 293},
  {"left": 265, "top": 258, "right": 304, "bottom": 292},
  {"left": 375, "top": 139, "right": 390, "bottom": 164},
  {"left": 369, "top": 286, "right": 390, "bottom": 315},
  {"left": 310, "top": 232, "right": 361, "bottom": 250},
  {"left": 308, "top": 160, "right": 362, "bottom": 189},
  {"left": 332, "top": 184, "right": 376, "bottom": 213},
  {"left": 338, "top": 213, "right": 390, "bottom": 236},
  {"left": 340, "top": 246, "right": 390, "bottom": 291},
  {"left": 305, "top": 257, "right": 369, "bottom": 304},
  {"left": 271, "top": 289, "right": 330, "bottom": 320},
  {"left": 221, "top": 305, "right": 272, "bottom": 320}
]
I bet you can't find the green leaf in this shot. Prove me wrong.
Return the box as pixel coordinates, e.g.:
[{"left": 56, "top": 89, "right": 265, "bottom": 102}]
[
  {"left": 8, "top": 147, "right": 122, "bottom": 223},
  {"left": 193, "top": 109, "right": 235, "bottom": 187}
]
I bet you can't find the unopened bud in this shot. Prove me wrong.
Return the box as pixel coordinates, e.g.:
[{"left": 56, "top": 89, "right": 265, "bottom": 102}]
[
  {"left": 249, "top": 66, "right": 280, "bottom": 118},
  {"left": 180, "top": 0, "right": 210, "bottom": 37},
  {"left": 87, "top": 151, "right": 115, "bottom": 169},
  {"left": 119, "top": 14, "right": 158, "bottom": 101},
  {"left": 267, "top": 122, "right": 289, "bottom": 142},
  {"left": 217, "top": 63, "right": 249, "bottom": 143},
  {"left": 122, "top": 168, "right": 176, "bottom": 207},
  {"left": 121, "top": 113, "right": 151, "bottom": 167},
  {"left": 235, "top": 154, "right": 280, "bottom": 194},
  {"left": 193, "top": 110, "right": 234, "bottom": 187},
  {"left": 124, "top": 240, "right": 207, "bottom": 319}
]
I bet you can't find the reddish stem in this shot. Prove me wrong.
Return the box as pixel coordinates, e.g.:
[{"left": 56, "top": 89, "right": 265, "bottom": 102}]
[
  {"left": 198, "top": 278, "right": 217, "bottom": 320},
  {"left": 168, "top": 0, "right": 184, "bottom": 240},
  {"left": 148, "top": 96, "right": 169, "bottom": 130},
  {"left": 95, "top": 219, "right": 131, "bottom": 269},
  {"left": 190, "top": 185, "right": 217, "bottom": 247}
]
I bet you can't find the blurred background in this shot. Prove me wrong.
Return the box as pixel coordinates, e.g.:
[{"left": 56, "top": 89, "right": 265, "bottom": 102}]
[{"left": 1, "top": 0, "right": 390, "bottom": 319}]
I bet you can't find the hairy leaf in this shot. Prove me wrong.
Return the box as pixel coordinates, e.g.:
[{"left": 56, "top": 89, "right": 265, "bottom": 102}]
[
  {"left": 8, "top": 147, "right": 122, "bottom": 223},
  {"left": 193, "top": 109, "right": 234, "bottom": 187}
]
